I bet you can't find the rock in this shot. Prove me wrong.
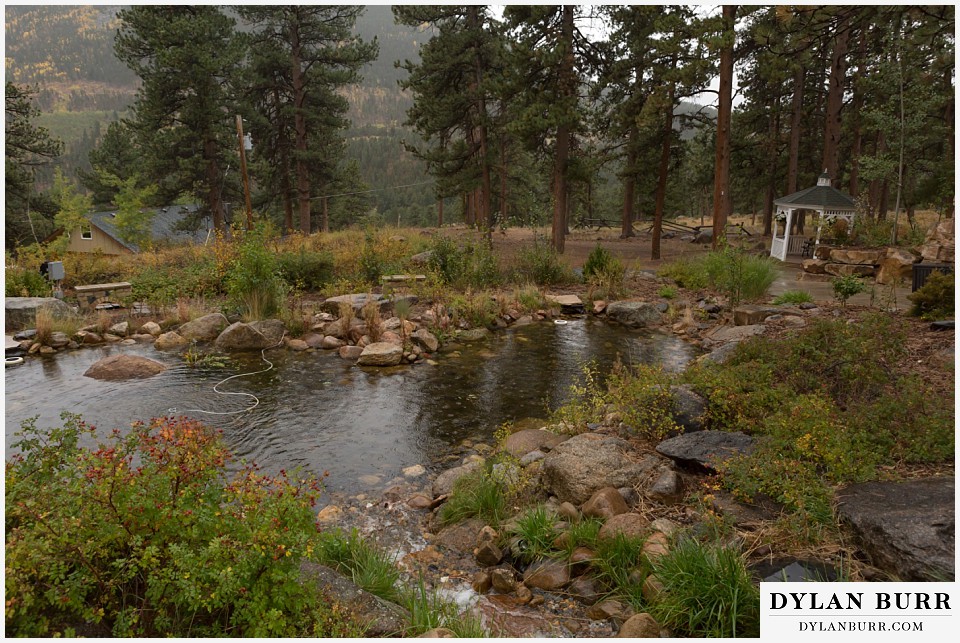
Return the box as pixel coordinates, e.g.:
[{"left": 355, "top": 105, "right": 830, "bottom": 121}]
[
  {"left": 515, "top": 584, "right": 533, "bottom": 605},
  {"left": 139, "top": 321, "right": 162, "bottom": 336},
  {"left": 419, "top": 627, "right": 456, "bottom": 638},
  {"left": 801, "top": 258, "right": 829, "bottom": 274},
  {"left": 4, "top": 297, "right": 74, "bottom": 331},
  {"left": 491, "top": 461, "right": 521, "bottom": 487},
  {"left": 650, "top": 518, "right": 680, "bottom": 538},
  {"left": 154, "top": 331, "right": 188, "bottom": 350},
  {"left": 656, "top": 430, "right": 754, "bottom": 470},
  {"left": 472, "top": 570, "right": 493, "bottom": 594},
  {"left": 214, "top": 322, "right": 272, "bottom": 351},
  {"left": 587, "top": 599, "right": 628, "bottom": 623},
  {"left": 647, "top": 468, "right": 684, "bottom": 505},
  {"left": 520, "top": 450, "right": 546, "bottom": 466},
  {"left": 582, "top": 487, "right": 630, "bottom": 519},
  {"left": 592, "top": 300, "right": 608, "bottom": 315},
  {"left": 84, "top": 354, "right": 167, "bottom": 381},
  {"left": 642, "top": 575, "right": 665, "bottom": 602},
  {"left": 48, "top": 331, "right": 70, "bottom": 348},
  {"left": 12, "top": 329, "right": 36, "bottom": 341},
  {"left": 824, "top": 263, "right": 875, "bottom": 277},
  {"left": 475, "top": 541, "right": 504, "bottom": 566},
  {"left": 703, "top": 324, "right": 765, "bottom": 344},
  {"left": 733, "top": 305, "right": 782, "bottom": 326},
  {"left": 249, "top": 319, "right": 286, "bottom": 344},
  {"left": 642, "top": 532, "right": 670, "bottom": 560},
  {"left": 836, "top": 477, "right": 955, "bottom": 581},
  {"left": 876, "top": 247, "right": 921, "bottom": 285},
  {"left": 491, "top": 568, "right": 519, "bottom": 594},
  {"left": 502, "top": 429, "right": 566, "bottom": 459},
  {"left": 559, "top": 501, "right": 580, "bottom": 523},
  {"left": 458, "top": 327, "right": 491, "bottom": 342},
  {"left": 406, "top": 494, "right": 433, "bottom": 510},
  {"left": 543, "top": 433, "right": 657, "bottom": 505},
  {"left": 693, "top": 228, "right": 713, "bottom": 244},
  {"left": 617, "top": 613, "right": 660, "bottom": 638},
  {"left": 410, "top": 250, "right": 433, "bottom": 266},
  {"left": 177, "top": 313, "right": 228, "bottom": 341},
  {"left": 39, "top": 345, "right": 57, "bottom": 355},
  {"left": 103, "top": 333, "right": 122, "bottom": 343},
  {"left": 316, "top": 505, "right": 343, "bottom": 524},
  {"left": 618, "top": 486, "right": 640, "bottom": 507},
  {"left": 402, "top": 464, "right": 426, "bottom": 478},
  {"left": 318, "top": 335, "right": 343, "bottom": 349},
  {"left": 432, "top": 460, "right": 482, "bottom": 497},
  {"left": 710, "top": 490, "right": 782, "bottom": 525},
  {"left": 411, "top": 328, "right": 439, "bottom": 353},
  {"left": 921, "top": 220, "right": 955, "bottom": 262},
  {"left": 285, "top": 338, "right": 309, "bottom": 351},
  {"left": 357, "top": 342, "right": 403, "bottom": 367},
  {"left": 322, "top": 293, "right": 384, "bottom": 314},
  {"left": 782, "top": 315, "right": 806, "bottom": 328},
  {"left": 698, "top": 341, "right": 740, "bottom": 365},
  {"left": 670, "top": 384, "right": 707, "bottom": 433},
  {"left": 339, "top": 345, "right": 364, "bottom": 360},
  {"left": 434, "top": 518, "right": 487, "bottom": 554},
  {"left": 299, "top": 561, "right": 408, "bottom": 637},
  {"left": 567, "top": 576, "right": 602, "bottom": 605},
  {"left": 75, "top": 330, "right": 104, "bottom": 345},
  {"left": 605, "top": 300, "right": 661, "bottom": 328},
  {"left": 546, "top": 294, "right": 585, "bottom": 314},
  {"left": 523, "top": 558, "right": 570, "bottom": 591},
  {"left": 108, "top": 321, "right": 129, "bottom": 336},
  {"left": 569, "top": 547, "right": 595, "bottom": 575},
  {"left": 598, "top": 513, "right": 650, "bottom": 542},
  {"left": 827, "top": 248, "right": 883, "bottom": 265}
]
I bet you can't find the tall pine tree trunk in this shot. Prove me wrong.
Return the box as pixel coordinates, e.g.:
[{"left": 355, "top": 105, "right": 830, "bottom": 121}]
[
  {"left": 763, "top": 102, "right": 779, "bottom": 236},
  {"left": 499, "top": 134, "right": 508, "bottom": 228},
  {"left": 787, "top": 64, "right": 805, "bottom": 195},
  {"left": 848, "top": 30, "right": 866, "bottom": 198},
  {"left": 621, "top": 126, "right": 637, "bottom": 239},
  {"left": 275, "top": 87, "right": 294, "bottom": 233},
  {"left": 291, "top": 26, "right": 311, "bottom": 234},
  {"left": 468, "top": 6, "right": 493, "bottom": 245},
  {"left": 711, "top": 5, "right": 736, "bottom": 249},
  {"left": 551, "top": 5, "right": 575, "bottom": 254},
  {"left": 822, "top": 16, "right": 850, "bottom": 185},
  {"left": 204, "top": 135, "right": 224, "bottom": 231},
  {"left": 652, "top": 82, "right": 674, "bottom": 260}
]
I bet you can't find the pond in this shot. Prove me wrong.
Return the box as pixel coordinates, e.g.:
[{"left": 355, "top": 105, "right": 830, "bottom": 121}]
[{"left": 4, "top": 319, "right": 696, "bottom": 494}]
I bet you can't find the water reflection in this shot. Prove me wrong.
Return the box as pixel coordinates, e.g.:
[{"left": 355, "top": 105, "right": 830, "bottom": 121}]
[{"left": 5, "top": 319, "right": 696, "bottom": 493}]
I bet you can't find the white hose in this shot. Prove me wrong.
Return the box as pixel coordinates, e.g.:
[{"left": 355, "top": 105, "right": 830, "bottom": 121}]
[{"left": 169, "top": 334, "right": 285, "bottom": 416}]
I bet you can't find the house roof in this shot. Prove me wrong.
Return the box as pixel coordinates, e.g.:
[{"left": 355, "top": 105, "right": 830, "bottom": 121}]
[
  {"left": 87, "top": 205, "right": 213, "bottom": 252},
  {"left": 774, "top": 173, "right": 856, "bottom": 211}
]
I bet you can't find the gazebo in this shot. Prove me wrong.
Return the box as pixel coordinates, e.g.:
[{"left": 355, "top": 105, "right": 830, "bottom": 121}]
[{"left": 769, "top": 171, "right": 857, "bottom": 261}]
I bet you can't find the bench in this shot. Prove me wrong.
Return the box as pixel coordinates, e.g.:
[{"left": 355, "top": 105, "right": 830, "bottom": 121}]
[{"left": 74, "top": 282, "right": 132, "bottom": 311}]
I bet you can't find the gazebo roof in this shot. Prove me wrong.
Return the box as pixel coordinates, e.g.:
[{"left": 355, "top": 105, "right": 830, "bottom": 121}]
[{"left": 774, "top": 172, "right": 856, "bottom": 211}]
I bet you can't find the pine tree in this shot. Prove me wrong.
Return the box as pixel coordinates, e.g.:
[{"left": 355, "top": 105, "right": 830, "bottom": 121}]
[{"left": 5, "top": 82, "right": 63, "bottom": 221}]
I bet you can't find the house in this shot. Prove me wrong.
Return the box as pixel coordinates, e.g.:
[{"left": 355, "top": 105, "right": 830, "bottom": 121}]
[{"left": 49, "top": 205, "right": 214, "bottom": 254}]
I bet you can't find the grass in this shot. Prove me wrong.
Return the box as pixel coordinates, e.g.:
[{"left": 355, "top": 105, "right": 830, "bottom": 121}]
[
  {"left": 438, "top": 467, "right": 507, "bottom": 526},
  {"left": 592, "top": 533, "right": 648, "bottom": 608},
  {"left": 647, "top": 536, "right": 760, "bottom": 638},
  {"left": 772, "top": 290, "right": 813, "bottom": 305},
  {"left": 313, "top": 529, "right": 400, "bottom": 603},
  {"left": 506, "top": 505, "right": 560, "bottom": 564},
  {"left": 399, "top": 576, "right": 487, "bottom": 637}
]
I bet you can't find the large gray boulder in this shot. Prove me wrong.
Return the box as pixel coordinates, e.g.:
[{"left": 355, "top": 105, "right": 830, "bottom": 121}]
[
  {"left": 214, "top": 322, "right": 272, "bottom": 351},
  {"left": 177, "top": 313, "right": 228, "bottom": 341},
  {"left": 411, "top": 328, "right": 439, "bottom": 353},
  {"left": 837, "top": 477, "right": 954, "bottom": 581},
  {"left": 84, "top": 354, "right": 167, "bottom": 381},
  {"left": 249, "top": 319, "right": 286, "bottom": 345},
  {"left": 5, "top": 297, "right": 74, "bottom": 331},
  {"left": 670, "top": 384, "right": 708, "bottom": 433},
  {"left": 154, "top": 331, "right": 188, "bottom": 350},
  {"left": 357, "top": 342, "right": 403, "bottom": 367},
  {"left": 542, "top": 433, "right": 658, "bottom": 505},
  {"left": 606, "top": 301, "right": 661, "bottom": 328},
  {"left": 655, "top": 430, "right": 754, "bottom": 471},
  {"left": 502, "top": 429, "right": 566, "bottom": 459},
  {"left": 433, "top": 460, "right": 483, "bottom": 497},
  {"left": 298, "top": 561, "right": 408, "bottom": 636}
]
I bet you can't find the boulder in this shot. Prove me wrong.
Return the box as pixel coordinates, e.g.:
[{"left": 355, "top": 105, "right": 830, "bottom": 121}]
[
  {"left": 569, "top": 547, "right": 595, "bottom": 575},
  {"left": 698, "top": 341, "right": 741, "bottom": 365},
  {"left": 475, "top": 541, "right": 504, "bottom": 567},
  {"left": 801, "top": 258, "right": 829, "bottom": 275},
  {"left": 286, "top": 338, "right": 309, "bottom": 351},
  {"left": 836, "top": 477, "right": 954, "bottom": 581},
  {"left": 733, "top": 305, "right": 782, "bottom": 326},
  {"left": 298, "top": 561, "right": 408, "bottom": 637},
  {"left": 581, "top": 487, "right": 630, "bottom": 519},
  {"left": 48, "top": 331, "right": 70, "bottom": 349},
  {"left": 84, "top": 354, "right": 167, "bottom": 381},
  {"left": 670, "top": 384, "right": 707, "bottom": 433},
  {"left": 647, "top": 468, "right": 684, "bottom": 505},
  {"left": 154, "top": 331, "right": 188, "bottom": 350},
  {"left": 655, "top": 430, "right": 754, "bottom": 470},
  {"left": 214, "top": 322, "right": 272, "bottom": 351},
  {"left": 546, "top": 294, "right": 585, "bottom": 314},
  {"left": 433, "top": 518, "right": 486, "bottom": 554},
  {"left": 458, "top": 327, "right": 491, "bottom": 342},
  {"left": 826, "top": 248, "right": 883, "bottom": 265},
  {"left": 587, "top": 599, "right": 629, "bottom": 623},
  {"left": 300, "top": 333, "right": 324, "bottom": 348},
  {"left": 703, "top": 324, "right": 764, "bottom": 344},
  {"left": 502, "top": 429, "right": 566, "bottom": 459},
  {"left": 320, "top": 335, "right": 344, "bottom": 349},
  {"left": 108, "top": 321, "right": 129, "bottom": 336},
  {"left": 642, "top": 532, "right": 670, "bottom": 560},
  {"left": 249, "top": 319, "right": 286, "bottom": 345},
  {"left": 5, "top": 297, "right": 74, "bottom": 331},
  {"left": 177, "top": 313, "right": 228, "bottom": 341},
  {"left": 543, "top": 433, "right": 657, "bottom": 505},
  {"left": 824, "top": 263, "right": 875, "bottom": 277},
  {"left": 567, "top": 576, "right": 602, "bottom": 605},
  {"left": 598, "top": 513, "right": 650, "bottom": 541},
  {"left": 411, "top": 328, "right": 439, "bottom": 353},
  {"left": 410, "top": 251, "right": 433, "bottom": 266},
  {"left": 605, "top": 300, "right": 661, "bottom": 328},
  {"left": 523, "top": 558, "right": 570, "bottom": 591},
  {"left": 617, "top": 613, "right": 661, "bottom": 638},
  {"left": 491, "top": 567, "right": 519, "bottom": 594},
  {"left": 432, "top": 460, "right": 482, "bottom": 497},
  {"left": 322, "top": 293, "right": 385, "bottom": 314},
  {"left": 139, "top": 321, "right": 162, "bottom": 336},
  {"left": 357, "top": 342, "right": 403, "bottom": 367},
  {"left": 876, "top": 247, "right": 921, "bottom": 285},
  {"left": 339, "top": 345, "right": 364, "bottom": 360}
]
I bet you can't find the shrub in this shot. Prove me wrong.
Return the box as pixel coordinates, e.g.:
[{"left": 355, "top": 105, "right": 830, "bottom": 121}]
[
  {"left": 700, "top": 245, "right": 779, "bottom": 306},
  {"left": 648, "top": 536, "right": 760, "bottom": 638},
  {"left": 550, "top": 362, "right": 608, "bottom": 433},
  {"left": 831, "top": 274, "right": 867, "bottom": 307},
  {"left": 512, "top": 237, "right": 570, "bottom": 286},
  {"left": 277, "top": 248, "right": 334, "bottom": 291},
  {"left": 448, "top": 290, "right": 497, "bottom": 329},
  {"left": 226, "top": 225, "right": 287, "bottom": 319},
  {"left": 772, "top": 290, "right": 814, "bottom": 305},
  {"left": 606, "top": 363, "right": 681, "bottom": 440},
  {"left": 908, "top": 271, "right": 954, "bottom": 320},
  {"left": 583, "top": 245, "right": 616, "bottom": 279},
  {"left": 5, "top": 266, "right": 50, "bottom": 297},
  {"left": 5, "top": 414, "right": 333, "bottom": 637},
  {"left": 658, "top": 256, "right": 709, "bottom": 289},
  {"left": 427, "top": 237, "right": 501, "bottom": 289},
  {"left": 658, "top": 285, "right": 678, "bottom": 299}
]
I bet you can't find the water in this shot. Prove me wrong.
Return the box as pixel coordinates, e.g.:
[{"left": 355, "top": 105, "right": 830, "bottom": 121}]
[{"left": 4, "top": 319, "right": 695, "bottom": 493}]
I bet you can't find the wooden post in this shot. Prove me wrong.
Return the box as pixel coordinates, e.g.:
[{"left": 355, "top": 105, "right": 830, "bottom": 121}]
[{"left": 236, "top": 115, "right": 253, "bottom": 230}]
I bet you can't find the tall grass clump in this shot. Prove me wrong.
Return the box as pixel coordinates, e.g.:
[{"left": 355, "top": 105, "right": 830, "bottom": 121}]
[
  {"left": 313, "top": 529, "right": 400, "bottom": 603},
  {"left": 438, "top": 466, "right": 507, "bottom": 526},
  {"left": 507, "top": 505, "right": 560, "bottom": 564},
  {"left": 512, "top": 236, "right": 571, "bottom": 286},
  {"left": 772, "top": 290, "right": 814, "bottom": 305},
  {"left": 648, "top": 537, "right": 760, "bottom": 638},
  {"left": 583, "top": 245, "right": 626, "bottom": 299},
  {"left": 398, "top": 576, "right": 488, "bottom": 637},
  {"left": 592, "top": 533, "right": 647, "bottom": 607},
  {"left": 225, "top": 224, "right": 287, "bottom": 320},
  {"left": 700, "top": 244, "right": 778, "bottom": 306}
]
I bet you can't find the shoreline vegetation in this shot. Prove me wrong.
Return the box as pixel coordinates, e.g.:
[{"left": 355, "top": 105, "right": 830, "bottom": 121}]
[{"left": 5, "top": 223, "right": 955, "bottom": 637}]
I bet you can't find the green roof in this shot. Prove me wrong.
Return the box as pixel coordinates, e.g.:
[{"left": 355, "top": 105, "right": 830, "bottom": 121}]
[{"left": 774, "top": 185, "right": 856, "bottom": 210}]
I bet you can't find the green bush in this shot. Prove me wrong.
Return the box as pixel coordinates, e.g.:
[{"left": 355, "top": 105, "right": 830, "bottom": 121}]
[
  {"left": 583, "top": 245, "right": 616, "bottom": 279},
  {"left": 5, "top": 414, "right": 337, "bottom": 637},
  {"left": 700, "top": 245, "right": 779, "bottom": 306},
  {"left": 831, "top": 274, "right": 867, "bottom": 307},
  {"left": 226, "top": 225, "right": 287, "bottom": 319},
  {"left": 772, "top": 290, "right": 814, "bottom": 305},
  {"left": 428, "top": 237, "right": 501, "bottom": 289},
  {"left": 4, "top": 266, "right": 50, "bottom": 297},
  {"left": 605, "top": 363, "right": 681, "bottom": 440},
  {"left": 908, "top": 271, "right": 954, "bottom": 320},
  {"left": 277, "top": 248, "right": 335, "bottom": 291},
  {"left": 658, "top": 257, "right": 709, "bottom": 290},
  {"left": 648, "top": 537, "right": 760, "bottom": 638},
  {"left": 512, "top": 237, "right": 570, "bottom": 286}
]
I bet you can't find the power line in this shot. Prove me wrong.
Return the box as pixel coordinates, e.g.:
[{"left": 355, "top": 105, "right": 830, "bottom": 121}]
[{"left": 309, "top": 179, "right": 435, "bottom": 201}]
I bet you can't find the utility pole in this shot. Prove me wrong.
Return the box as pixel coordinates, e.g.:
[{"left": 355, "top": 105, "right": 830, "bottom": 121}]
[{"left": 236, "top": 115, "right": 253, "bottom": 230}]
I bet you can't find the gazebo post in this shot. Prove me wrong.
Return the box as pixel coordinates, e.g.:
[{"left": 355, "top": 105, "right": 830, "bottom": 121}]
[{"left": 814, "top": 208, "right": 824, "bottom": 250}]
